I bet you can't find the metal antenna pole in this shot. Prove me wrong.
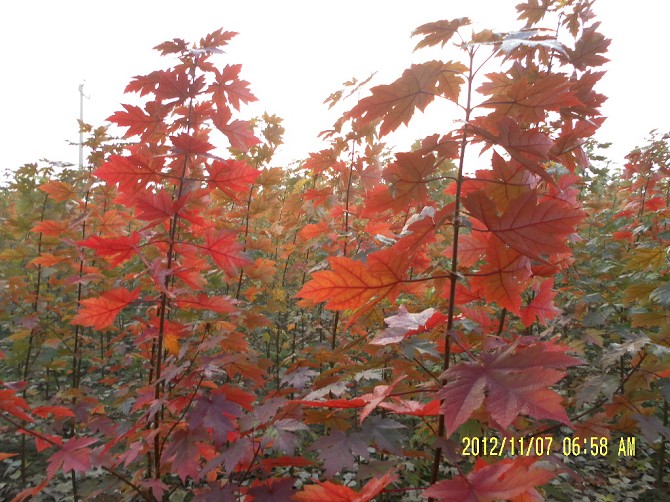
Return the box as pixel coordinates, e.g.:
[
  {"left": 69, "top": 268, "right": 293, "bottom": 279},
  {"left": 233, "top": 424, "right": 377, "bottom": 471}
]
[{"left": 78, "top": 82, "right": 89, "bottom": 169}]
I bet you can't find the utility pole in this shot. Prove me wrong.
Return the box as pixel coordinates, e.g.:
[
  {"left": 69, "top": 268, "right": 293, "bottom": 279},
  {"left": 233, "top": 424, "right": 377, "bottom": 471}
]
[{"left": 78, "top": 82, "right": 89, "bottom": 169}]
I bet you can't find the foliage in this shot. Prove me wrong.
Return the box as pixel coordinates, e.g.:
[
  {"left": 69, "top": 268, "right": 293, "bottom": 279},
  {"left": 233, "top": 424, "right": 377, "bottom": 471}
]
[{"left": 1, "top": 1, "right": 668, "bottom": 501}]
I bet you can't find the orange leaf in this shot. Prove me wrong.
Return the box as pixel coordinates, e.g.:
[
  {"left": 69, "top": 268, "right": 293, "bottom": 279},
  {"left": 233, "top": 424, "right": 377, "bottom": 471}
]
[
  {"left": 297, "top": 250, "right": 409, "bottom": 315},
  {"left": 293, "top": 470, "right": 396, "bottom": 502},
  {"left": 348, "top": 61, "right": 466, "bottom": 136},
  {"left": 362, "top": 151, "right": 436, "bottom": 215},
  {"left": 31, "top": 220, "right": 69, "bottom": 236},
  {"left": 71, "top": 288, "right": 140, "bottom": 330},
  {"left": 39, "top": 181, "right": 77, "bottom": 202},
  {"left": 79, "top": 233, "right": 141, "bottom": 266},
  {"left": 108, "top": 103, "right": 166, "bottom": 139},
  {"left": 203, "top": 230, "right": 252, "bottom": 276}
]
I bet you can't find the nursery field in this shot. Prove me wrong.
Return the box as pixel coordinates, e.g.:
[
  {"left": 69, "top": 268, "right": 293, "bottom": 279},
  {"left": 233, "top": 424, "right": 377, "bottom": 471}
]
[{"left": 1, "top": 1, "right": 669, "bottom": 500}]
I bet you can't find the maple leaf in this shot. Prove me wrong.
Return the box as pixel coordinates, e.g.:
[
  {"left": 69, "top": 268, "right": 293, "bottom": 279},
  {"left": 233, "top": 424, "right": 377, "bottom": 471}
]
[
  {"left": 202, "top": 229, "right": 252, "bottom": 276},
  {"left": 467, "top": 236, "right": 532, "bottom": 313},
  {"left": 359, "top": 376, "right": 406, "bottom": 423},
  {"left": 134, "top": 189, "right": 186, "bottom": 222},
  {"left": 108, "top": 102, "right": 166, "bottom": 139},
  {"left": 199, "top": 28, "right": 238, "bottom": 52},
  {"left": 292, "top": 481, "right": 357, "bottom": 502},
  {"left": 300, "top": 398, "right": 366, "bottom": 409},
  {"left": 46, "top": 437, "right": 98, "bottom": 478},
  {"left": 0, "top": 389, "right": 33, "bottom": 422},
  {"left": 347, "top": 60, "right": 466, "bottom": 136},
  {"left": 39, "top": 180, "right": 76, "bottom": 202},
  {"left": 192, "top": 482, "right": 237, "bottom": 502},
  {"left": 424, "top": 457, "right": 556, "bottom": 501},
  {"left": 175, "top": 293, "right": 237, "bottom": 314},
  {"left": 71, "top": 288, "right": 140, "bottom": 330},
  {"left": 309, "top": 430, "right": 369, "bottom": 476},
  {"left": 566, "top": 22, "right": 610, "bottom": 70},
  {"left": 94, "top": 151, "right": 165, "bottom": 193},
  {"left": 31, "top": 219, "right": 70, "bottom": 236},
  {"left": 208, "top": 64, "right": 257, "bottom": 111},
  {"left": 32, "top": 406, "right": 75, "bottom": 418},
  {"left": 463, "top": 189, "right": 584, "bottom": 262},
  {"left": 516, "top": 0, "right": 550, "bottom": 27},
  {"left": 292, "top": 470, "right": 396, "bottom": 502},
  {"left": 138, "top": 479, "right": 170, "bottom": 502},
  {"left": 371, "top": 306, "right": 447, "bottom": 345},
  {"left": 29, "top": 253, "right": 69, "bottom": 268},
  {"left": 438, "top": 341, "right": 581, "bottom": 436},
  {"left": 412, "top": 18, "right": 471, "bottom": 50},
  {"left": 469, "top": 117, "right": 554, "bottom": 182},
  {"left": 296, "top": 250, "right": 410, "bottom": 320},
  {"left": 248, "top": 478, "right": 296, "bottom": 502},
  {"left": 212, "top": 107, "right": 261, "bottom": 152},
  {"left": 360, "top": 417, "right": 407, "bottom": 454},
  {"left": 164, "top": 428, "right": 204, "bottom": 482},
  {"left": 519, "top": 278, "right": 559, "bottom": 326},
  {"left": 207, "top": 159, "right": 260, "bottom": 199},
  {"left": 378, "top": 398, "right": 441, "bottom": 417},
  {"left": 363, "top": 151, "right": 437, "bottom": 214},
  {"left": 269, "top": 418, "right": 309, "bottom": 454},
  {"left": 188, "top": 391, "right": 241, "bottom": 446},
  {"left": 479, "top": 74, "right": 582, "bottom": 123},
  {"left": 298, "top": 222, "right": 330, "bottom": 241},
  {"left": 171, "top": 132, "right": 215, "bottom": 156},
  {"left": 455, "top": 232, "right": 488, "bottom": 268},
  {"left": 156, "top": 70, "right": 202, "bottom": 103}
]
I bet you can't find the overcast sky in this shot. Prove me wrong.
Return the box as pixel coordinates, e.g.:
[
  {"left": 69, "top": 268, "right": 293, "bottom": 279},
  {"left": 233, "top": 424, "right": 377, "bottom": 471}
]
[{"left": 1, "top": 1, "right": 667, "bottom": 176}]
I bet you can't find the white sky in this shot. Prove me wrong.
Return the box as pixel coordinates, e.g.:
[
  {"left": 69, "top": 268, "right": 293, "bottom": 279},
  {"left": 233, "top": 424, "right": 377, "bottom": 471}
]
[{"left": 1, "top": 1, "right": 667, "bottom": 175}]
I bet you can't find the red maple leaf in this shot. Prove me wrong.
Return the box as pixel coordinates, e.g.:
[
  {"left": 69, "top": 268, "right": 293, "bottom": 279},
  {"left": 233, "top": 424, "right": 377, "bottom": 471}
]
[
  {"left": 519, "top": 278, "right": 560, "bottom": 326},
  {"left": 479, "top": 74, "right": 582, "bottom": 123},
  {"left": 412, "top": 18, "right": 471, "bottom": 50},
  {"left": 348, "top": 60, "right": 466, "bottom": 136},
  {"left": 207, "top": 159, "right": 260, "bottom": 199},
  {"left": 134, "top": 189, "right": 186, "bottom": 222},
  {"left": 71, "top": 288, "right": 140, "bottom": 330},
  {"left": 94, "top": 151, "right": 165, "bottom": 193},
  {"left": 359, "top": 376, "right": 406, "bottom": 423},
  {"left": 108, "top": 102, "right": 167, "bottom": 139},
  {"left": 31, "top": 219, "right": 70, "bottom": 237},
  {"left": 566, "top": 22, "right": 610, "bottom": 70},
  {"left": 212, "top": 106, "right": 260, "bottom": 152},
  {"left": 371, "top": 306, "right": 447, "bottom": 345},
  {"left": 463, "top": 189, "right": 584, "bottom": 261},
  {"left": 424, "top": 457, "right": 557, "bottom": 501},
  {"left": 378, "top": 399, "right": 441, "bottom": 417},
  {"left": 297, "top": 249, "right": 411, "bottom": 318},
  {"left": 0, "top": 389, "right": 33, "bottom": 423},
  {"left": 208, "top": 64, "right": 257, "bottom": 111},
  {"left": 164, "top": 428, "right": 205, "bottom": 482},
  {"left": 47, "top": 437, "right": 98, "bottom": 478},
  {"left": 438, "top": 341, "right": 581, "bottom": 436},
  {"left": 467, "top": 235, "right": 532, "bottom": 313},
  {"left": 470, "top": 117, "right": 554, "bottom": 182},
  {"left": 292, "top": 470, "right": 396, "bottom": 502},
  {"left": 362, "top": 151, "right": 437, "bottom": 214},
  {"left": 79, "top": 233, "right": 140, "bottom": 266},
  {"left": 202, "top": 230, "right": 252, "bottom": 276}
]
